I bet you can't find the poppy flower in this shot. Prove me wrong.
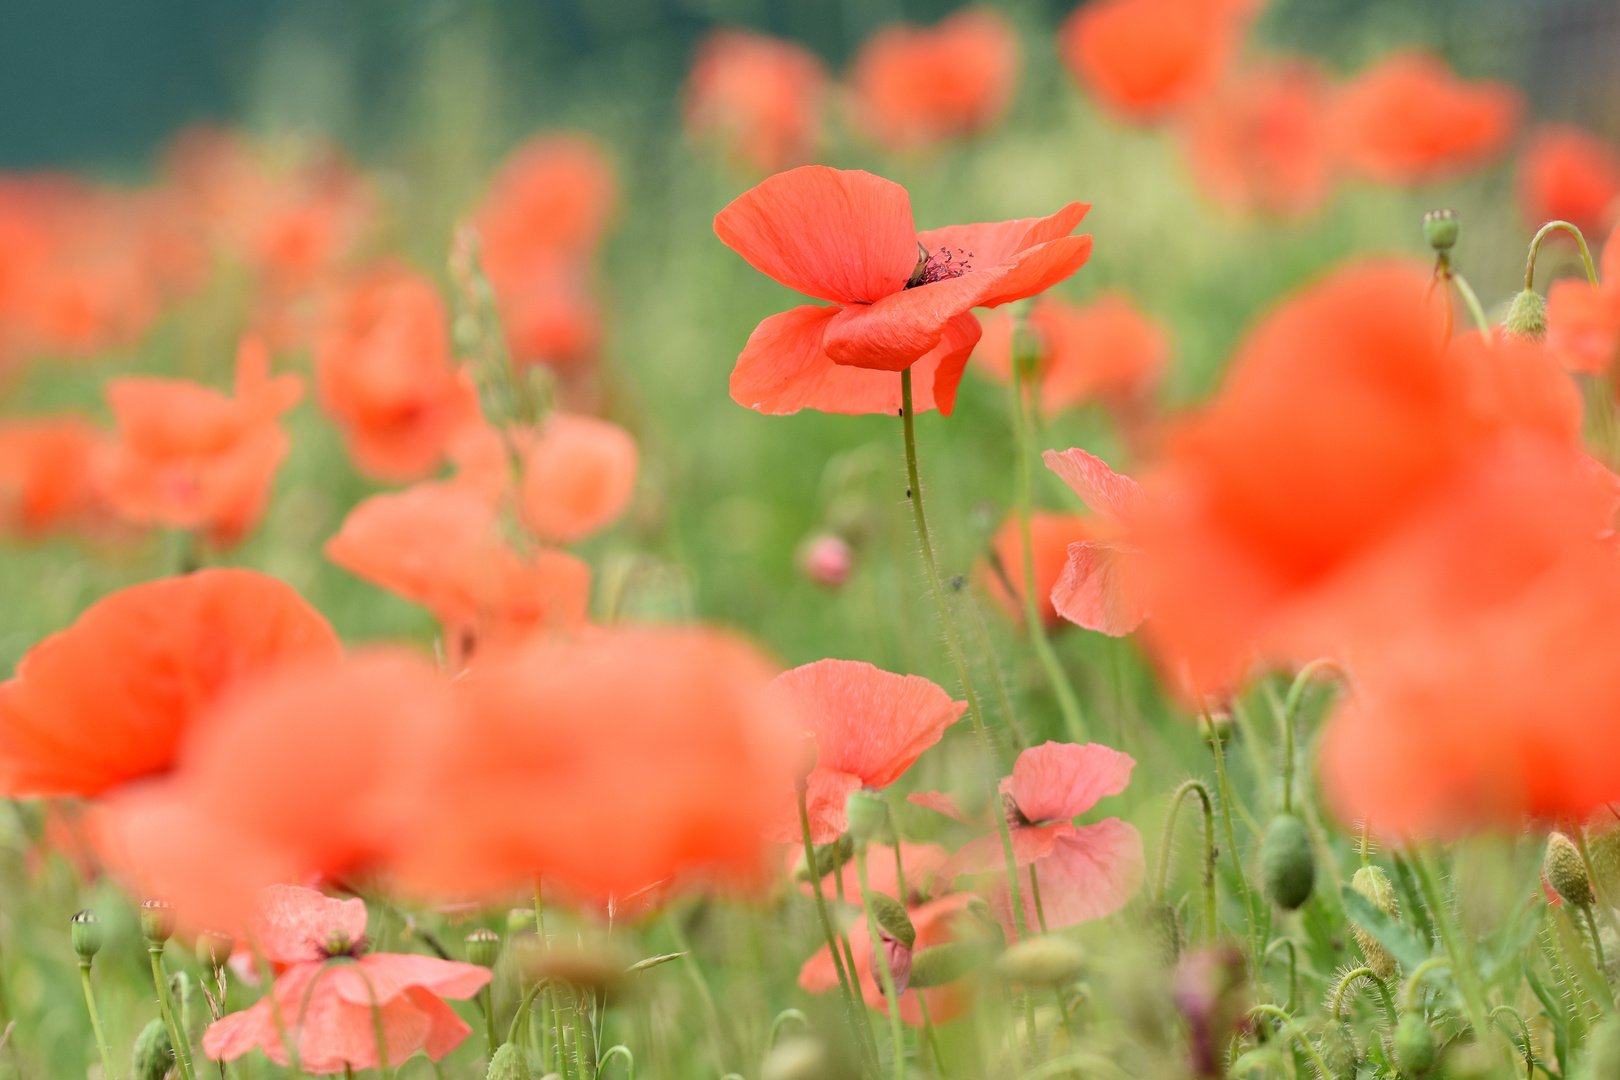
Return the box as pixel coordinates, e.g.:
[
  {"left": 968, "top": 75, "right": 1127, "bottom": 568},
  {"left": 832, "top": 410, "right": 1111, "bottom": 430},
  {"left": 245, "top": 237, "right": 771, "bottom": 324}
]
[
  {"left": 101, "top": 335, "right": 303, "bottom": 548},
  {"left": 795, "top": 841, "right": 951, "bottom": 906},
  {"left": 0, "top": 568, "right": 339, "bottom": 799},
  {"left": 515, "top": 412, "right": 639, "bottom": 544},
  {"left": 202, "top": 884, "right": 490, "bottom": 1074},
  {"left": 0, "top": 416, "right": 111, "bottom": 537},
  {"left": 684, "top": 29, "right": 829, "bottom": 174},
  {"left": 314, "top": 262, "right": 481, "bottom": 482},
  {"left": 1059, "top": 0, "right": 1251, "bottom": 125},
  {"left": 799, "top": 893, "right": 976, "bottom": 1026},
  {"left": 913, "top": 741, "right": 1143, "bottom": 935},
  {"left": 95, "top": 651, "right": 453, "bottom": 931},
  {"left": 1178, "top": 59, "right": 1335, "bottom": 218},
  {"left": 397, "top": 627, "right": 801, "bottom": 902},
  {"left": 1044, "top": 448, "right": 1150, "bottom": 637},
  {"left": 762, "top": 659, "right": 966, "bottom": 845},
  {"left": 976, "top": 511, "right": 1096, "bottom": 628},
  {"left": 1545, "top": 220, "right": 1620, "bottom": 374},
  {"left": 972, "top": 293, "right": 1168, "bottom": 416},
  {"left": 846, "top": 8, "right": 1019, "bottom": 153},
  {"left": 716, "top": 166, "right": 1092, "bottom": 416},
  {"left": 1331, "top": 52, "right": 1521, "bottom": 186},
  {"left": 1517, "top": 124, "right": 1620, "bottom": 237}
]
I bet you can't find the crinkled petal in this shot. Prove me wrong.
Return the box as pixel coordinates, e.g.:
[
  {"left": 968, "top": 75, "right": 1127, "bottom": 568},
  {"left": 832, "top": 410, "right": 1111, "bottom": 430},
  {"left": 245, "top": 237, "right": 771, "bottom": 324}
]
[
  {"left": 916, "top": 203, "right": 1090, "bottom": 267},
  {"left": 255, "top": 885, "right": 370, "bottom": 966},
  {"left": 996, "top": 818, "right": 1145, "bottom": 933},
  {"left": 1051, "top": 539, "right": 1149, "bottom": 636},
  {"left": 938, "top": 823, "right": 1073, "bottom": 882},
  {"left": 1041, "top": 447, "right": 1145, "bottom": 523},
  {"left": 345, "top": 954, "right": 492, "bottom": 1005},
  {"left": 1006, "top": 741, "right": 1136, "bottom": 823}
]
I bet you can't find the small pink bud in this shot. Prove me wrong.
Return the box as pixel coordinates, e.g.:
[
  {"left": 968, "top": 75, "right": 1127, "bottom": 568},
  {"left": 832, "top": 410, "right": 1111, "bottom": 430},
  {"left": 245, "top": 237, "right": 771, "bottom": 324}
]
[
  {"left": 800, "top": 534, "right": 853, "bottom": 589},
  {"left": 873, "top": 930, "right": 913, "bottom": 996}
]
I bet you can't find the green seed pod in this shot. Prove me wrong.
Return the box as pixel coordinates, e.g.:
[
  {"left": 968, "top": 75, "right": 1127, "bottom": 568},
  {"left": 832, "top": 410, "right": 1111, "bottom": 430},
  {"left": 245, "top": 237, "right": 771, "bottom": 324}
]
[
  {"left": 487, "top": 1042, "right": 531, "bottom": 1080},
  {"left": 1318, "top": 1020, "right": 1359, "bottom": 1080},
  {"left": 140, "top": 899, "right": 175, "bottom": 945},
  {"left": 1422, "top": 209, "right": 1459, "bottom": 252},
  {"left": 995, "top": 935, "right": 1086, "bottom": 988},
  {"left": 70, "top": 909, "right": 102, "bottom": 961},
  {"left": 794, "top": 834, "right": 855, "bottom": 883},
  {"left": 844, "top": 791, "right": 888, "bottom": 844},
  {"left": 1261, "top": 814, "right": 1315, "bottom": 911},
  {"left": 466, "top": 927, "right": 501, "bottom": 968},
  {"left": 132, "top": 1017, "right": 175, "bottom": 1080},
  {"left": 1546, "top": 831, "right": 1594, "bottom": 908},
  {"left": 1504, "top": 288, "right": 1547, "bottom": 341},
  {"left": 1349, "top": 865, "right": 1399, "bottom": 979},
  {"left": 1140, "top": 900, "right": 1182, "bottom": 966},
  {"left": 864, "top": 892, "right": 915, "bottom": 949},
  {"left": 909, "top": 942, "right": 982, "bottom": 988},
  {"left": 1394, "top": 1013, "right": 1437, "bottom": 1077}
]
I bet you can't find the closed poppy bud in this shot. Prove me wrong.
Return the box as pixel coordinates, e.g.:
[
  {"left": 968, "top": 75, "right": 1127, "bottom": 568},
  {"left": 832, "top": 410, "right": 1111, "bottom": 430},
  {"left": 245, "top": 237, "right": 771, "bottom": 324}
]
[
  {"left": 794, "top": 834, "right": 855, "bottom": 882},
  {"left": 996, "top": 935, "right": 1086, "bottom": 988},
  {"left": 1260, "top": 814, "right": 1315, "bottom": 910},
  {"left": 864, "top": 891, "right": 916, "bottom": 949},
  {"left": 1174, "top": 944, "right": 1249, "bottom": 1079},
  {"left": 1319, "top": 1019, "right": 1359, "bottom": 1080},
  {"left": 1504, "top": 288, "right": 1548, "bottom": 341},
  {"left": 1348, "top": 865, "right": 1399, "bottom": 979},
  {"left": 1545, "top": 831, "right": 1593, "bottom": 908},
  {"left": 1394, "top": 1012, "right": 1438, "bottom": 1076},
  {"left": 132, "top": 1016, "right": 175, "bottom": 1080},
  {"left": 871, "top": 931, "right": 913, "bottom": 996},
  {"left": 800, "top": 534, "right": 853, "bottom": 589},
  {"left": 141, "top": 899, "right": 175, "bottom": 945},
  {"left": 71, "top": 909, "right": 103, "bottom": 960},
  {"left": 487, "top": 1041, "right": 530, "bottom": 1080},
  {"left": 1421, "top": 209, "right": 1458, "bottom": 252},
  {"left": 844, "top": 790, "right": 889, "bottom": 844},
  {"left": 195, "top": 930, "right": 233, "bottom": 971},
  {"left": 909, "top": 941, "right": 982, "bottom": 988},
  {"left": 1140, "top": 900, "right": 1182, "bottom": 965},
  {"left": 466, "top": 927, "right": 501, "bottom": 968}
]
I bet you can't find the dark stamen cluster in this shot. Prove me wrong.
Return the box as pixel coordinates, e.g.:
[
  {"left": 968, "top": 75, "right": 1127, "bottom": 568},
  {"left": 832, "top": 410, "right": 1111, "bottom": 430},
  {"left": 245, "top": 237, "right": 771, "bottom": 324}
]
[
  {"left": 1002, "top": 791, "right": 1032, "bottom": 827},
  {"left": 907, "top": 246, "right": 974, "bottom": 288},
  {"left": 317, "top": 930, "right": 370, "bottom": 960}
]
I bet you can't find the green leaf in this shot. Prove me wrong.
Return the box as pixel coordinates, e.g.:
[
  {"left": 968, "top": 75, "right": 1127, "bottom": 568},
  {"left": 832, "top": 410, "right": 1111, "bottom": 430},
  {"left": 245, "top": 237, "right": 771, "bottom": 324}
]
[{"left": 1339, "top": 884, "right": 1431, "bottom": 972}]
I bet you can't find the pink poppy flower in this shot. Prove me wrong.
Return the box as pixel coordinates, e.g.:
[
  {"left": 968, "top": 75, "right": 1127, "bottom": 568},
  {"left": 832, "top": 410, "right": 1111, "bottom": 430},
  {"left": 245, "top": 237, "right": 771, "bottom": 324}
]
[
  {"left": 799, "top": 893, "right": 976, "bottom": 1026},
  {"left": 1043, "top": 448, "right": 1150, "bottom": 636}
]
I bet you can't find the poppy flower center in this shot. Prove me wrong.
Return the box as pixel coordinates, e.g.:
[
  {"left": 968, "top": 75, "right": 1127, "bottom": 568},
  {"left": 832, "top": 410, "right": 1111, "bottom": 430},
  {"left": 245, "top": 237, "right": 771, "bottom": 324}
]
[
  {"left": 906, "top": 244, "right": 974, "bottom": 288},
  {"left": 319, "top": 928, "right": 368, "bottom": 959},
  {"left": 1002, "top": 792, "right": 1033, "bottom": 827}
]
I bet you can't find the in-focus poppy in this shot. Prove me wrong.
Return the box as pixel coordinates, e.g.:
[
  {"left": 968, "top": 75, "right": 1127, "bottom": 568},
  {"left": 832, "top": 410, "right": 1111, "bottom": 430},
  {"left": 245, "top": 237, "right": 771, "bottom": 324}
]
[
  {"left": 717, "top": 166, "right": 1091, "bottom": 416},
  {"left": 972, "top": 293, "right": 1168, "bottom": 416},
  {"left": 1044, "top": 448, "right": 1150, "bottom": 636},
  {"left": 0, "top": 416, "right": 110, "bottom": 537},
  {"left": 0, "top": 569, "right": 339, "bottom": 798},
  {"left": 799, "top": 893, "right": 977, "bottom": 1025},
  {"left": 314, "top": 262, "right": 480, "bottom": 482},
  {"left": 847, "top": 8, "right": 1019, "bottom": 153},
  {"left": 515, "top": 412, "right": 639, "bottom": 544},
  {"left": 684, "top": 29, "right": 829, "bottom": 174},
  {"left": 1331, "top": 52, "right": 1521, "bottom": 186},
  {"left": 1517, "top": 124, "right": 1620, "bottom": 237},
  {"left": 762, "top": 658, "right": 966, "bottom": 845},
  {"left": 975, "top": 511, "right": 1096, "bottom": 628},
  {"left": 1059, "top": 0, "right": 1251, "bottom": 125},
  {"left": 203, "top": 884, "right": 490, "bottom": 1075},
  {"left": 101, "top": 335, "right": 303, "bottom": 548}
]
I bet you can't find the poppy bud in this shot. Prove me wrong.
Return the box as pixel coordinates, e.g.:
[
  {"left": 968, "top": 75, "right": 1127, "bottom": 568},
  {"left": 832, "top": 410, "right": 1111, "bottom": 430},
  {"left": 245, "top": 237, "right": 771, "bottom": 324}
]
[
  {"left": 844, "top": 791, "right": 888, "bottom": 844},
  {"left": 864, "top": 891, "right": 915, "bottom": 949},
  {"left": 132, "top": 1016, "right": 175, "bottom": 1080},
  {"left": 1319, "top": 1020, "right": 1359, "bottom": 1080},
  {"left": 195, "top": 930, "right": 233, "bottom": 972},
  {"left": 996, "top": 935, "right": 1086, "bottom": 988},
  {"left": 1174, "top": 944, "right": 1249, "bottom": 1079},
  {"left": 1201, "top": 710, "right": 1233, "bottom": 747},
  {"left": 794, "top": 834, "right": 855, "bottom": 883},
  {"left": 1394, "top": 1013, "right": 1437, "bottom": 1076},
  {"left": 1421, "top": 209, "right": 1458, "bottom": 252},
  {"left": 1348, "top": 865, "right": 1399, "bottom": 979},
  {"left": 487, "top": 1041, "right": 531, "bottom": 1080},
  {"left": 1261, "top": 814, "right": 1315, "bottom": 910},
  {"left": 762, "top": 1036, "right": 833, "bottom": 1080},
  {"left": 141, "top": 899, "right": 175, "bottom": 946},
  {"left": 1545, "top": 831, "right": 1593, "bottom": 908},
  {"left": 871, "top": 932, "right": 913, "bottom": 996},
  {"left": 800, "top": 534, "right": 853, "bottom": 590},
  {"left": 1140, "top": 900, "right": 1182, "bottom": 965},
  {"left": 71, "top": 909, "right": 103, "bottom": 961},
  {"left": 466, "top": 927, "right": 502, "bottom": 968},
  {"left": 1503, "top": 288, "right": 1547, "bottom": 341},
  {"left": 909, "top": 942, "right": 983, "bottom": 988}
]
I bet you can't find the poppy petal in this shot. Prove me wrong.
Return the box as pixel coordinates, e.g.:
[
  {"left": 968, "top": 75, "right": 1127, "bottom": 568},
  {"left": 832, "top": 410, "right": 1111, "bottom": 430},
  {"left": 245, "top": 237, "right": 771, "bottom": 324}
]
[
  {"left": 1546, "top": 279, "right": 1618, "bottom": 375},
  {"left": 939, "top": 823, "right": 1072, "bottom": 882},
  {"left": 1041, "top": 447, "right": 1146, "bottom": 523},
  {"left": 906, "top": 790, "right": 972, "bottom": 824},
  {"left": 1050, "top": 539, "right": 1148, "bottom": 636},
  {"left": 1007, "top": 741, "right": 1136, "bottom": 823},
  {"left": 914, "top": 202, "right": 1090, "bottom": 269},
  {"left": 339, "top": 955, "right": 491, "bottom": 1006},
  {"left": 254, "top": 885, "right": 370, "bottom": 967},
  {"left": 997, "top": 818, "right": 1145, "bottom": 932}
]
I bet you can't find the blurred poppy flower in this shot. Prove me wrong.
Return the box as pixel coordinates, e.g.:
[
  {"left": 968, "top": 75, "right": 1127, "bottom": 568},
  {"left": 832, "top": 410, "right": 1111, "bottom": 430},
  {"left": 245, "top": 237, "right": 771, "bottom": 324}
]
[
  {"left": 972, "top": 293, "right": 1168, "bottom": 416},
  {"left": 684, "top": 29, "right": 829, "bottom": 174},
  {"left": 0, "top": 416, "right": 111, "bottom": 537},
  {"left": 1546, "top": 221, "right": 1620, "bottom": 374},
  {"left": 0, "top": 568, "right": 339, "bottom": 798},
  {"left": 96, "top": 651, "right": 452, "bottom": 931},
  {"left": 314, "top": 262, "right": 481, "bottom": 482},
  {"left": 515, "top": 412, "right": 639, "bottom": 544},
  {"left": 976, "top": 511, "right": 1095, "bottom": 627},
  {"left": 1044, "top": 448, "right": 1150, "bottom": 636},
  {"left": 398, "top": 628, "right": 801, "bottom": 903},
  {"left": 800, "top": 893, "right": 976, "bottom": 1025},
  {"left": 1331, "top": 52, "right": 1521, "bottom": 186},
  {"left": 796, "top": 841, "right": 951, "bottom": 906},
  {"left": 915, "top": 741, "right": 1143, "bottom": 935},
  {"left": 1517, "top": 124, "right": 1620, "bottom": 237},
  {"left": 1178, "top": 59, "right": 1335, "bottom": 218},
  {"left": 847, "top": 8, "right": 1019, "bottom": 153},
  {"left": 716, "top": 166, "right": 1092, "bottom": 416},
  {"left": 1059, "top": 0, "right": 1252, "bottom": 125},
  {"left": 762, "top": 659, "right": 966, "bottom": 845},
  {"left": 203, "top": 884, "right": 490, "bottom": 1074},
  {"left": 101, "top": 335, "right": 303, "bottom": 548}
]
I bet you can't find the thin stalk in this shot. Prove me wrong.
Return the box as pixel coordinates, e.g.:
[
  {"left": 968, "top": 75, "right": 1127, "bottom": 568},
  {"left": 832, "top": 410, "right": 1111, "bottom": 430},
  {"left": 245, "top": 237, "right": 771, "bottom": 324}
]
[
  {"left": 796, "top": 787, "right": 861, "bottom": 1023},
  {"left": 1205, "top": 711, "right": 1262, "bottom": 974},
  {"left": 1246, "top": 1004, "right": 1334, "bottom": 1080},
  {"left": 1451, "top": 271, "right": 1492, "bottom": 339},
  {"left": 246, "top": 935, "right": 301, "bottom": 1077},
  {"left": 890, "top": 817, "right": 909, "bottom": 903},
  {"left": 833, "top": 871, "right": 883, "bottom": 1061},
  {"left": 916, "top": 994, "right": 945, "bottom": 1077},
  {"left": 77, "top": 961, "right": 118, "bottom": 1080},
  {"left": 663, "top": 911, "right": 731, "bottom": 1073},
  {"left": 508, "top": 981, "right": 546, "bottom": 1046},
  {"left": 1407, "top": 847, "right": 1489, "bottom": 1036},
  {"left": 1490, "top": 1005, "right": 1537, "bottom": 1080},
  {"left": 1326, "top": 966, "right": 1374, "bottom": 1019},
  {"left": 901, "top": 368, "right": 1028, "bottom": 938},
  {"left": 1029, "top": 864, "right": 1050, "bottom": 935},
  {"left": 481, "top": 985, "right": 498, "bottom": 1058},
  {"left": 1400, "top": 957, "right": 1452, "bottom": 1012},
  {"left": 1587, "top": 905, "right": 1610, "bottom": 978},
  {"left": 960, "top": 592, "right": 1029, "bottom": 751},
  {"left": 1527, "top": 220, "right": 1599, "bottom": 289},
  {"left": 149, "top": 946, "right": 197, "bottom": 1080},
  {"left": 1154, "top": 779, "right": 1217, "bottom": 938},
  {"left": 857, "top": 848, "right": 906, "bottom": 1080}
]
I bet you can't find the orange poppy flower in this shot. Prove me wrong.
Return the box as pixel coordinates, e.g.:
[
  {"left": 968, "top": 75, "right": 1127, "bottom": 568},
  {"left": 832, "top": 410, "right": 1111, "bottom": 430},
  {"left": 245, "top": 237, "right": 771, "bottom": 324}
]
[
  {"left": 203, "top": 885, "right": 490, "bottom": 1075},
  {"left": 684, "top": 29, "right": 829, "bottom": 174},
  {"left": 972, "top": 293, "right": 1168, "bottom": 416},
  {"left": 761, "top": 658, "right": 965, "bottom": 845},
  {"left": 0, "top": 569, "right": 339, "bottom": 798},
  {"left": 398, "top": 628, "right": 800, "bottom": 901},
  {"left": 1546, "top": 224, "right": 1620, "bottom": 374},
  {"left": 847, "top": 7, "right": 1019, "bottom": 153},
  {"left": 1178, "top": 59, "right": 1335, "bottom": 218},
  {"left": 1044, "top": 448, "right": 1150, "bottom": 636},
  {"left": 799, "top": 893, "right": 976, "bottom": 1026},
  {"left": 1331, "top": 52, "right": 1521, "bottom": 186},
  {"left": 514, "top": 412, "right": 639, "bottom": 544},
  {"left": 101, "top": 335, "right": 303, "bottom": 548},
  {"left": 0, "top": 416, "right": 111, "bottom": 537},
  {"left": 314, "top": 262, "right": 480, "bottom": 482},
  {"left": 1517, "top": 124, "right": 1620, "bottom": 237},
  {"left": 976, "top": 511, "right": 1096, "bottom": 628},
  {"left": 717, "top": 166, "right": 1092, "bottom": 416},
  {"left": 1059, "top": 0, "right": 1250, "bottom": 125}
]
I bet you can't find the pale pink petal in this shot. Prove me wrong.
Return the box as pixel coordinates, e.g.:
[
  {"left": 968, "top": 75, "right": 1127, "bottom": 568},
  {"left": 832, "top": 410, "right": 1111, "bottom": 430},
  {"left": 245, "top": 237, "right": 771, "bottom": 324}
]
[
  {"left": 906, "top": 790, "right": 972, "bottom": 824},
  {"left": 763, "top": 767, "right": 864, "bottom": 846},
  {"left": 938, "top": 822, "right": 1073, "bottom": 881},
  {"left": 203, "top": 999, "right": 280, "bottom": 1063},
  {"left": 1041, "top": 447, "right": 1145, "bottom": 523},
  {"left": 1050, "top": 539, "right": 1148, "bottom": 636},
  {"left": 1007, "top": 741, "right": 1136, "bottom": 823},
  {"left": 996, "top": 818, "right": 1145, "bottom": 933},
  {"left": 339, "top": 954, "right": 491, "bottom": 1006},
  {"left": 406, "top": 986, "right": 476, "bottom": 1062},
  {"left": 254, "top": 885, "right": 369, "bottom": 965}
]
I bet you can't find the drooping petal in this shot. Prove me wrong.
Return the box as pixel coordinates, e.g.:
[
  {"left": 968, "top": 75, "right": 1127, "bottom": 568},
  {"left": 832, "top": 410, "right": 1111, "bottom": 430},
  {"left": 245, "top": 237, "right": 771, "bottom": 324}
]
[
  {"left": 1006, "top": 741, "right": 1136, "bottom": 823},
  {"left": 406, "top": 986, "right": 476, "bottom": 1062},
  {"left": 906, "top": 790, "right": 973, "bottom": 824},
  {"left": 1042, "top": 447, "right": 1146, "bottom": 524},
  {"left": 203, "top": 996, "right": 282, "bottom": 1063},
  {"left": 254, "top": 885, "right": 370, "bottom": 966},
  {"left": 350, "top": 953, "right": 492, "bottom": 1004},
  {"left": 976, "top": 511, "right": 1096, "bottom": 627},
  {"left": 762, "top": 767, "right": 864, "bottom": 845},
  {"left": 1050, "top": 539, "right": 1148, "bottom": 636},
  {"left": 996, "top": 818, "right": 1145, "bottom": 933},
  {"left": 728, "top": 304, "right": 845, "bottom": 414}
]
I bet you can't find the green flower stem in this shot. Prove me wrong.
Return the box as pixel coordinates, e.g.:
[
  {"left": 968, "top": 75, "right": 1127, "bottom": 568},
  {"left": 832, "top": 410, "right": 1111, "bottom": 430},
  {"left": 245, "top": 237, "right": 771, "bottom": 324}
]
[
  {"left": 1527, "top": 220, "right": 1599, "bottom": 289},
  {"left": 902, "top": 368, "right": 1029, "bottom": 940},
  {"left": 1246, "top": 1004, "right": 1334, "bottom": 1080},
  {"left": 663, "top": 910, "right": 734, "bottom": 1074},
  {"left": 1490, "top": 1005, "right": 1537, "bottom": 1080},
  {"left": 149, "top": 945, "right": 197, "bottom": 1080},
  {"left": 1451, "top": 271, "right": 1493, "bottom": 339},
  {"left": 832, "top": 871, "right": 882, "bottom": 1061},
  {"left": 795, "top": 785, "right": 875, "bottom": 1068},
  {"left": 1028, "top": 863, "right": 1050, "bottom": 935},
  {"left": 1154, "top": 779, "right": 1217, "bottom": 938},
  {"left": 1275, "top": 660, "right": 1338, "bottom": 814},
  {"left": 915, "top": 994, "right": 945, "bottom": 1075},
  {"left": 77, "top": 960, "right": 118, "bottom": 1080},
  {"left": 1407, "top": 848, "right": 1489, "bottom": 1035},
  {"left": 246, "top": 935, "right": 302, "bottom": 1077},
  {"left": 1205, "top": 711, "right": 1262, "bottom": 974},
  {"left": 481, "top": 984, "right": 498, "bottom": 1057},
  {"left": 960, "top": 594, "right": 1030, "bottom": 752},
  {"left": 1400, "top": 957, "right": 1452, "bottom": 1012},
  {"left": 856, "top": 848, "right": 906, "bottom": 1080},
  {"left": 508, "top": 981, "right": 546, "bottom": 1046}
]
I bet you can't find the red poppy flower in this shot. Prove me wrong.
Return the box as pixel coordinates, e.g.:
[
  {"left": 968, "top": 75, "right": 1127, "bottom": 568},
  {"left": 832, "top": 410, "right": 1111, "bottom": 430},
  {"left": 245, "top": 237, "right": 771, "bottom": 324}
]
[
  {"left": 203, "top": 885, "right": 490, "bottom": 1074},
  {"left": 913, "top": 741, "right": 1142, "bottom": 935},
  {"left": 0, "top": 569, "right": 339, "bottom": 799},
  {"left": 847, "top": 7, "right": 1019, "bottom": 153},
  {"left": 397, "top": 628, "right": 800, "bottom": 902},
  {"left": 975, "top": 511, "right": 1096, "bottom": 627},
  {"left": 0, "top": 416, "right": 111, "bottom": 537},
  {"left": 684, "top": 29, "right": 829, "bottom": 174},
  {"left": 800, "top": 893, "right": 976, "bottom": 1026},
  {"left": 1044, "top": 448, "right": 1150, "bottom": 636},
  {"left": 762, "top": 659, "right": 966, "bottom": 845},
  {"left": 794, "top": 841, "right": 951, "bottom": 906},
  {"left": 717, "top": 166, "right": 1092, "bottom": 416},
  {"left": 1059, "top": 0, "right": 1251, "bottom": 125},
  {"left": 515, "top": 412, "right": 638, "bottom": 544},
  {"left": 101, "top": 335, "right": 303, "bottom": 548},
  {"left": 1331, "top": 52, "right": 1521, "bottom": 186},
  {"left": 1178, "top": 59, "right": 1335, "bottom": 218},
  {"left": 1517, "top": 124, "right": 1620, "bottom": 237},
  {"left": 314, "top": 262, "right": 480, "bottom": 482},
  {"left": 1545, "top": 219, "right": 1620, "bottom": 374}
]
